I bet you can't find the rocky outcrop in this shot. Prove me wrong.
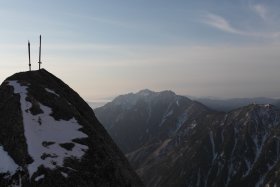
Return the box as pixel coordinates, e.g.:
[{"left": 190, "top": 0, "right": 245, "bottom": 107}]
[{"left": 0, "top": 69, "right": 143, "bottom": 187}]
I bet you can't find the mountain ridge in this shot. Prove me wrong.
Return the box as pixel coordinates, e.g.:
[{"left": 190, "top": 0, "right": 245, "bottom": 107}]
[
  {"left": 194, "top": 97, "right": 280, "bottom": 112},
  {"left": 95, "top": 89, "right": 280, "bottom": 187}
]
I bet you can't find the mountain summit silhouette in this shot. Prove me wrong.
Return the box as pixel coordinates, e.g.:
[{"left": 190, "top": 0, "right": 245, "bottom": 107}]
[{"left": 0, "top": 69, "right": 143, "bottom": 186}]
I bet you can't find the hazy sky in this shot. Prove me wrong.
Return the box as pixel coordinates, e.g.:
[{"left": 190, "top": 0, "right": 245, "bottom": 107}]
[{"left": 1, "top": 0, "right": 280, "bottom": 100}]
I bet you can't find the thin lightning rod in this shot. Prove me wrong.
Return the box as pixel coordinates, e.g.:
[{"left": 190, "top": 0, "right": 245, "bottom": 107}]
[
  {"left": 38, "top": 35, "right": 42, "bottom": 70},
  {"left": 28, "top": 41, "right": 31, "bottom": 71}
]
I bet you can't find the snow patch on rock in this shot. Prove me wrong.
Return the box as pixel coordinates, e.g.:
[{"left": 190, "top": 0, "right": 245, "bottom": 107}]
[
  {"left": 0, "top": 146, "right": 18, "bottom": 175},
  {"left": 8, "top": 80, "right": 88, "bottom": 177}
]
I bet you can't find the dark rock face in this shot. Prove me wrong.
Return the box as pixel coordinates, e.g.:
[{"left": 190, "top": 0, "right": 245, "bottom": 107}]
[
  {"left": 0, "top": 69, "right": 143, "bottom": 187},
  {"left": 95, "top": 90, "right": 280, "bottom": 187}
]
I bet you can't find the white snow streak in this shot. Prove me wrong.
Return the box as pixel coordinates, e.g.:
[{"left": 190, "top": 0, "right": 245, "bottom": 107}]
[
  {"left": 35, "top": 174, "right": 45, "bottom": 181},
  {"left": 231, "top": 127, "right": 238, "bottom": 157},
  {"left": 61, "top": 171, "right": 68, "bottom": 178},
  {"left": 244, "top": 159, "right": 251, "bottom": 175},
  {"left": 253, "top": 132, "right": 267, "bottom": 164},
  {"left": 159, "top": 109, "right": 174, "bottom": 127},
  {"left": 8, "top": 81, "right": 88, "bottom": 177},
  {"left": 176, "top": 113, "right": 188, "bottom": 132},
  {"left": 45, "top": 88, "right": 59, "bottom": 97},
  {"left": 176, "top": 99, "right": 179, "bottom": 106},
  {"left": 209, "top": 131, "right": 216, "bottom": 160}
]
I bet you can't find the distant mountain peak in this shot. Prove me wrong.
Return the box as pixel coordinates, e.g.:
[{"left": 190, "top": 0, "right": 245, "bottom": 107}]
[
  {"left": 95, "top": 89, "right": 206, "bottom": 153},
  {"left": 137, "top": 89, "right": 155, "bottom": 96},
  {"left": 136, "top": 89, "right": 176, "bottom": 97}
]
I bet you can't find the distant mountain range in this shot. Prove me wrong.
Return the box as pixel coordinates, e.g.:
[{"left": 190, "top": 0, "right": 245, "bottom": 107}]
[
  {"left": 95, "top": 89, "right": 280, "bottom": 187},
  {"left": 194, "top": 97, "right": 280, "bottom": 112},
  {"left": 89, "top": 94, "right": 280, "bottom": 112}
]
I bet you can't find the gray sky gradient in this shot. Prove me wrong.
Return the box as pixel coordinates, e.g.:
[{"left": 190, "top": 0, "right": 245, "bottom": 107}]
[{"left": 1, "top": 0, "right": 280, "bottom": 100}]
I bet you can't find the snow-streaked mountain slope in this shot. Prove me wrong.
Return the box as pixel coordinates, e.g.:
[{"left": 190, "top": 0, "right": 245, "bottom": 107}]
[
  {"left": 95, "top": 90, "right": 280, "bottom": 187},
  {"left": 0, "top": 69, "right": 143, "bottom": 187}
]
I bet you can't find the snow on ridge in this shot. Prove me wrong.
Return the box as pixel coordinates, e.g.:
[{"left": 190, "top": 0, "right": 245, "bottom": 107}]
[
  {"left": 137, "top": 90, "right": 153, "bottom": 96},
  {"left": 8, "top": 80, "right": 88, "bottom": 177},
  {"left": 0, "top": 146, "right": 18, "bottom": 175}
]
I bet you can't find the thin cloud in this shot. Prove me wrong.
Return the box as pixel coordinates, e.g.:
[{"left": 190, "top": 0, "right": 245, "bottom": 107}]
[
  {"left": 251, "top": 4, "right": 267, "bottom": 20},
  {"left": 202, "top": 13, "right": 280, "bottom": 38},
  {"left": 202, "top": 13, "right": 243, "bottom": 35}
]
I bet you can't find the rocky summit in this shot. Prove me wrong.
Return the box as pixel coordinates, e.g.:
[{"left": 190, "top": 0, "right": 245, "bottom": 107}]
[
  {"left": 95, "top": 89, "right": 280, "bottom": 187},
  {"left": 0, "top": 69, "right": 143, "bottom": 187}
]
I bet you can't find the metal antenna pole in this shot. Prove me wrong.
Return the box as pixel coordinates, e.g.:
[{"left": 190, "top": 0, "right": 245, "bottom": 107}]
[
  {"left": 28, "top": 41, "right": 31, "bottom": 71},
  {"left": 38, "top": 35, "right": 42, "bottom": 70}
]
